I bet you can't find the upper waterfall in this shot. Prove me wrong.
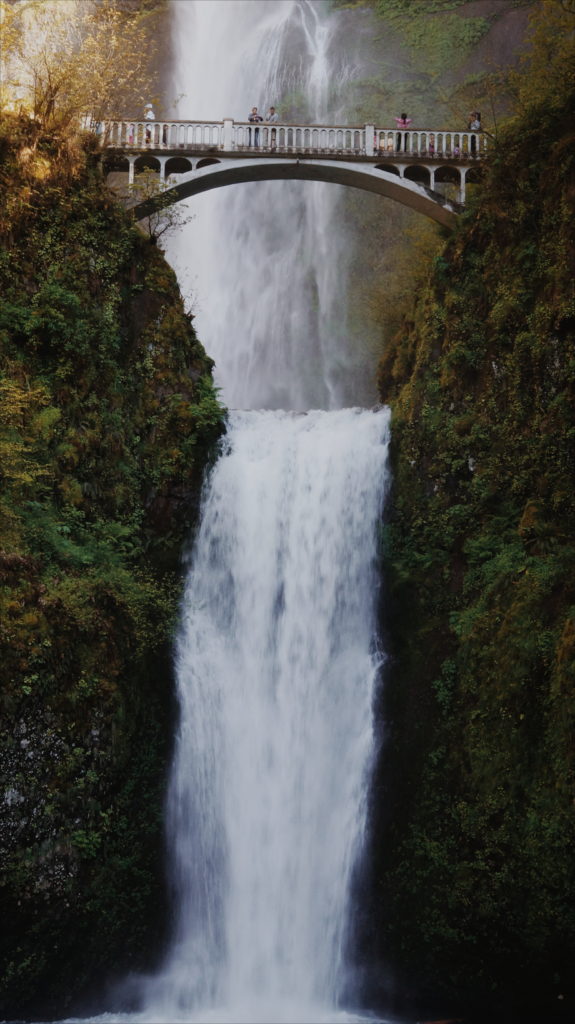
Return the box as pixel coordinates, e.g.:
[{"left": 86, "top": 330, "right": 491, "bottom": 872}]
[{"left": 165, "top": 0, "right": 372, "bottom": 410}]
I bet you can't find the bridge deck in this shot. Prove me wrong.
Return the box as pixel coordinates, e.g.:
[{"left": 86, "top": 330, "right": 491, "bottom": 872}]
[
  {"left": 99, "top": 118, "right": 485, "bottom": 227},
  {"left": 99, "top": 118, "right": 487, "bottom": 164}
]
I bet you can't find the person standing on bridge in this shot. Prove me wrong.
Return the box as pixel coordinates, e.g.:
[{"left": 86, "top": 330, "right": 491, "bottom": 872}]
[
  {"left": 394, "top": 112, "right": 412, "bottom": 152},
  {"left": 468, "top": 111, "right": 481, "bottom": 155},
  {"left": 265, "top": 106, "right": 278, "bottom": 150},
  {"left": 248, "top": 106, "right": 263, "bottom": 148},
  {"left": 144, "top": 102, "right": 155, "bottom": 144}
]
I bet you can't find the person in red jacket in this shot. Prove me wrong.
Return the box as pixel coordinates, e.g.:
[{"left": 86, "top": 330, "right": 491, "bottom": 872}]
[{"left": 394, "top": 112, "right": 412, "bottom": 152}]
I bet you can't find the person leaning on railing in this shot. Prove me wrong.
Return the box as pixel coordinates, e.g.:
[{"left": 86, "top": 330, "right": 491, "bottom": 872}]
[
  {"left": 265, "top": 106, "right": 278, "bottom": 150},
  {"left": 144, "top": 102, "right": 155, "bottom": 144},
  {"left": 248, "top": 106, "right": 263, "bottom": 147},
  {"left": 394, "top": 112, "right": 412, "bottom": 152},
  {"left": 468, "top": 110, "right": 481, "bottom": 155}
]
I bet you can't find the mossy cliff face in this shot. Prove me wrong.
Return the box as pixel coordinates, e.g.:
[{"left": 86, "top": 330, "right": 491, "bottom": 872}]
[
  {"left": 364, "top": 68, "right": 575, "bottom": 1024},
  {"left": 0, "top": 116, "right": 224, "bottom": 1018}
]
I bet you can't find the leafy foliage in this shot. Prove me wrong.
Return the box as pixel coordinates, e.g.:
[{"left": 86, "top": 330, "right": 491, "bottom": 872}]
[
  {"left": 318, "top": 1, "right": 533, "bottom": 411},
  {"left": 365, "top": 5, "right": 575, "bottom": 1020},
  {"left": 126, "top": 167, "right": 195, "bottom": 243},
  {"left": 376, "top": 0, "right": 492, "bottom": 78},
  {"left": 0, "top": 0, "right": 162, "bottom": 134},
  {"left": 0, "top": 113, "right": 225, "bottom": 1017}
]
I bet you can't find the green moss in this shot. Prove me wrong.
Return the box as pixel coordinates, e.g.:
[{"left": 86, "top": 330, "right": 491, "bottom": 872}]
[
  {"left": 367, "top": 55, "right": 575, "bottom": 1022},
  {"left": 0, "top": 114, "right": 225, "bottom": 1017},
  {"left": 377, "top": 1, "right": 491, "bottom": 75}
]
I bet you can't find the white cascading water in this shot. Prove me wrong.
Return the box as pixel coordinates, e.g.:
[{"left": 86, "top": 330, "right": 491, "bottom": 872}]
[
  {"left": 166, "top": 0, "right": 374, "bottom": 411},
  {"left": 116, "top": 2, "right": 391, "bottom": 1022},
  {"left": 141, "top": 407, "right": 390, "bottom": 1024}
]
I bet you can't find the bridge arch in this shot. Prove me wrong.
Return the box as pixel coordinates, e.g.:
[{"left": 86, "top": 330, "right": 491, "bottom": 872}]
[
  {"left": 404, "top": 165, "right": 431, "bottom": 187},
  {"left": 130, "top": 158, "right": 460, "bottom": 229},
  {"left": 434, "top": 164, "right": 461, "bottom": 187},
  {"left": 135, "top": 154, "right": 162, "bottom": 174},
  {"left": 196, "top": 157, "right": 222, "bottom": 170},
  {"left": 165, "top": 156, "right": 194, "bottom": 176},
  {"left": 105, "top": 155, "right": 130, "bottom": 176},
  {"left": 375, "top": 163, "right": 400, "bottom": 177},
  {"left": 464, "top": 166, "right": 482, "bottom": 186}
]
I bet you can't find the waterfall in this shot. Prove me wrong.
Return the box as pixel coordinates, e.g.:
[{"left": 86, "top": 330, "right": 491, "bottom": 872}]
[
  {"left": 142, "top": 407, "right": 390, "bottom": 1023},
  {"left": 166, "top": 0, "right": 372, "bottom": 411},
  {"left": 125, "top": 2, "right": 391, "bottom": 1021}
]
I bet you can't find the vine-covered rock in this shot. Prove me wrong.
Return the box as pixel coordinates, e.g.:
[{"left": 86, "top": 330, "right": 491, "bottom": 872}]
[
  {"left": 0, "top": 114, "right": 225, "bottom": 1018},
  {"left": 365, "top": 25, "right": 575, "bottom": 1024}
]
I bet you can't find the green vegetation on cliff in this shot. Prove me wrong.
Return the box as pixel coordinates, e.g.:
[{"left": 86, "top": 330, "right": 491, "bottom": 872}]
[
  {"left": 367, "top": 4, "right": 575, "bottom": 1020},
  {"left": 335, "top": 0, "right": 534, "bottom": 129},
  {"left": 323, "top": 0, "right": 533, "bottom": 402},
  {"left": 0, "top": 114, "right": 224, "bottom": 1017}
]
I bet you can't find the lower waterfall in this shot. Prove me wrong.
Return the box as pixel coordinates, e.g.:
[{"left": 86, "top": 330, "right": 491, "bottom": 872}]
[{"left": 138, "top": 407, "right": 391, "bottom": 1023}]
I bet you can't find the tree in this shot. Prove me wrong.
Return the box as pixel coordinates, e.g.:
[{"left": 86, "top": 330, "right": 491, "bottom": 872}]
[
  {"left": 502, "top": 0, "right": 575, "bottom": 118},
  {"left": 0, "top": 0, "right": 160, "bottom": 136},
  {"left": 126, "top": 167, "right": 194, "bottom": 245}
]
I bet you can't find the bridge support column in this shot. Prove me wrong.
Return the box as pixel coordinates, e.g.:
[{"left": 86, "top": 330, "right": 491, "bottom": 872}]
[
  {"left": 127, "top": 155, "right": 137, "bottom": 185},
  {"left": 459, "top": 168, "right": 465, "bottom": 204},
  {"left": 157, "top": 156, "right": 168, "bottom": 183},
  {"left": 223, "top": 118, "right": 233, "bottom": 151},
  {"left": 364, "top": 124, "right": 375, "bottom": 157}
]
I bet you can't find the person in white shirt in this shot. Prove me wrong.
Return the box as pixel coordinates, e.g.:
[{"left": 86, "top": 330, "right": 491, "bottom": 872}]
[
  {"left": 468, "top": 111, "right": 481, "bottom": 154},
  {"left": 265, "top": 106, "right": 278, "bottom": 149},
  {"left": 144, "top": 102, "right": 155, "bottom": 144}
]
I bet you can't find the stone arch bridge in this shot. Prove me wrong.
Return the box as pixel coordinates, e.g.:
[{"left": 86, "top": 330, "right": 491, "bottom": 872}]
[{"left": 101, "top": 118, "right": 488, "bottom": 230}]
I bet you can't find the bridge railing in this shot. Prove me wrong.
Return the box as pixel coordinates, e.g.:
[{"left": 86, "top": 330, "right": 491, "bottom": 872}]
[
  {"left": 232, "top": 123, "right": 366, "bottom": 153},
  {"left": 104, "top": 119, "right": 224, "bottom": 149},
  {"left": 101, "top": 119, "right": 487, "bottom": 159},
  {"left": 374, "top": 129, "right": 487, "bottom": 158}
]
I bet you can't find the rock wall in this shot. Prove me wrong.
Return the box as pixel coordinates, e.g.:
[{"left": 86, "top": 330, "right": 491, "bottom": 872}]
[
  {"left": 362, "top": 18, "right": 575, "bottom": 1023},
  {"left": 0, "top": 114, "right": 225, "bottom": 1018}
]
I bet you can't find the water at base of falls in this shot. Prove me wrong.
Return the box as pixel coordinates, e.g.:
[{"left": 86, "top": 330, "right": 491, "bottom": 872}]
[
  {"left": 59, "top": 1011, "right": 390, "bottom": 1023},
  {"left": 63, "top": 1005, "right": 388, "bottom": 1023}
]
